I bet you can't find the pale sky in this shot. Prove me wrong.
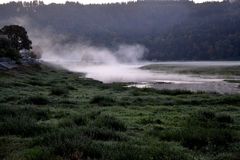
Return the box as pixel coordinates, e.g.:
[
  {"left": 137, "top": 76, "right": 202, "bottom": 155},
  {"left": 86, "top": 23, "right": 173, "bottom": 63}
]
[{"left": 0, "top": 0, "right": 222, "bottom": 5}]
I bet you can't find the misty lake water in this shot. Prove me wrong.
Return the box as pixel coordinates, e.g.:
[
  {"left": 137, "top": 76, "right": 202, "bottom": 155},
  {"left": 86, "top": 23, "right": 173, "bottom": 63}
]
[{"left": 45, "top": 61, "right": 240, "bottom": 94}]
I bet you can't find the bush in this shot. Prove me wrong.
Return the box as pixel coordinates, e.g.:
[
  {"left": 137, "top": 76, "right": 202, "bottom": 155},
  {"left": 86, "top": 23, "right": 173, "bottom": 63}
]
[
  {"left": 0, "top": 105, "right": 49, "bottom": 121},
  {"left": 187, "top": 110, "right": 235, "bottom": 128},
  {"left": 0, "top": 105, "right": 17, "bottom": 118},
  {"left": 41, "top": 128, "right": 102, "bottom": 159},
  {"left": 28, "top": 80, "right": 47, "bottom": 86},
  {"left": 213, "top": 153, "right": 240, "bottom": 160},
  {"left": 50, "top": 87, "right": 69, "bottom": 96},
  {"left": 131, "top": 88, "right": 193, "bottom": 96},
  {"left": 180, "top": 127, "right": 235, "bottom": 150},
  {"left": 103, "top": 142, "right": 192, "bottom": 160},
  {"left": 103, "top": 143, "right": 147, "bottom": 160},
  {"left": 149, "top": 127, "right": 181, "bottom": 142},
  {"left": 180, "top": 127, "right": 209, "bottom": 149},
  {"left": 25, "top": 95, "right": 50, "bottom": 105},
  {"left": 0, "top": 114, "right": 46, "bottom": 137},
  {"left": 20, "top": 147, "right": 52, "bottom": 160},
  {"left": 195, "top": 110, "right": 215, "bottom": 121},
  {"left": 81, "top": 127, "right": 126, "bottom": 141},
  {"left": 95, "top": 115, "right": 127, "bottom": 131},
  {"left": 90, "top": 96, "right": 117, "bottom": 106},
  {"left": 216, "top": 114, "right": 234, "bottom": 124},
  {"left": 59, "top": 115, "right": 89, "bottom": 128},
  {"left": 73, "top": 115, "right": 88, "bottom": 126},
  {"left": 139, "top": 117, "right": 162, "bottom": 125},
  {"left": 180, "top": 111, "right": 236, "bottom": 150},
  {"left": 148, "top": 111, "right": 237, "bottom": 150},
  {"left": 42, "top": 129, "right": 87, "bottom": 157},
  {"left": 0, "top": 48, "right": 20, "bottom": 61}
]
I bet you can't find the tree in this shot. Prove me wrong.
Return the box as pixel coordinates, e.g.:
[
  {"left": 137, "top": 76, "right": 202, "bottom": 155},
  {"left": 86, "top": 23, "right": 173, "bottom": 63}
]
[
  {"left": 1, "top": 25, "right": 32, "bottom": 50},
  {"left": 0, "top": 36, "right": 20, "bottom": 61}
]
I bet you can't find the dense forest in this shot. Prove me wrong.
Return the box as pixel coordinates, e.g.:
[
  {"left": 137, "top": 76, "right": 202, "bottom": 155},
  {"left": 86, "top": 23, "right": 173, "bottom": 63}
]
[{"left": 0, "top": 0, "right": 240, "bottom": 60}]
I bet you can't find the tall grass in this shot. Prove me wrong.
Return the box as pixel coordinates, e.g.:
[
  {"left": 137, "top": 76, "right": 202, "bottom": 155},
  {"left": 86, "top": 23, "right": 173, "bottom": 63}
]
[
  {"left": 90, "top": 96, "right": 117, "bottom": 106},
  {"left": 94, "top": 115, "right": 127, "bottom": 131},
  {"left": 0, "top": 114, "right": 47, "bottom": 137}
]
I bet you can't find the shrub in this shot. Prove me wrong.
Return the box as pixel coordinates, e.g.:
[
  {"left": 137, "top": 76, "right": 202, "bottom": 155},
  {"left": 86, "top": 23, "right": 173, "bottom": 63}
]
[
  {"left": 216, "top": 114, "right": 234, "bottom": 124},
  {"left": 87, "top": 111, "right": 101, "bottom": 120},
  {"left": 25, "top": 96, "right": 50, "bottom": 105},
  {"left": 218, "top": 95, "right": 240, "bottom": 105},
  {"left": 58, "top": 118, "right": 76, "bottom": 128},
  {"left": 0, "top": 114, "right": 46, "bottom": 137},
  {"left": 42, "top": 129, "right": 83, "bottom": 155},
  {"left": 28, "top": 80, "right": 46, "bottom": 86},
  {"left": 103, "top": 142, "right": 192, "bottom": 160},
  {"left": 41, "top": 128, "right": 102, "bottom": 159},
  {"left": 73, "top": 115, "right": 87, "bottom": 126},
  {"left": 95, "top": 115, "right": 127, "bottom": 131},
  {"left": 50, "top": 87, "right": 69, "bottom": 96},
  {"left": 180, "top": 127, "right": 235, "bottom": 150},
  {"left": 0, "top": 105, "right": 17, "bottom": 118},
  {"left": 59, "top": 115, "right": 88, "bottom": 128},
  {"left": 21, "top": 147, "right": 52, "bottom": 160},
  {"left": 213, "top": 153, "right": 240, "bottom": 160},
  {"left": 195, "top": 110, "right": 215, "bottom": 121},
  {"left": 180, "top": 111, "right": 236, "bottom": 150},
  {"left": 0, "top": 48, "right": 20, "bottom": 61},
  {"left": 180, "top": 127, "right": 209, "bottom": 149},
  {"left": 131, "top": 88, "right": 193, "bottom": 96},
  {"left": 81, "top": 127, "right": 126, "bottom": 141},
  {"left": 149, "top": 127, "right": 181, "bottom": 142},
  {"left": 187, "top": 110, "right": 235, "bottom": 128},
  {"left": 31, "top": 108, "right": 50, "bottom": 120},
  {"left": 149, "top": 144, "right": 192, "bottom": 160},
  {"left": 103, "top": 143, "right": 147, "bottom": 160},
  {"left": 90, "top": 96, "right": 116, "bottom": 106},
  {"left": 139, "top": 117, "right": 162, "bottom": 125},
  {"left": 0, "top": 106, "right": 49, "bottom": 121},
  {"left": 186, "top": 110, "right": 217, "bottom": 128}
]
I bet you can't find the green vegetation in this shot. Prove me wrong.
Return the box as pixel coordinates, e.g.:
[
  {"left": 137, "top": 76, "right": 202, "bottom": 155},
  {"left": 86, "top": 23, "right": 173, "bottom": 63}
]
[
  {"left": 0, "top": 25, "right": 32, "bottom": 61},
  {"left": 0, "top": 65, "right": 239, "bottom": 160},
  {"left": 0, "top": 48, "right": 20, "bottom": 61},
  {"left": 1, "top": 1, "right": 240, "bottom": 60},
  {"left": 141, "top": 64, "right": 240, "bottom": 76}
]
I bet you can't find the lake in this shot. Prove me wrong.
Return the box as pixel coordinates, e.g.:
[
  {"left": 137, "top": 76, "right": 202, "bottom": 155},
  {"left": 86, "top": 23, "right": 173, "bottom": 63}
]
[{"left": 45, "top": 60, "right": 240, "bottom": 94}]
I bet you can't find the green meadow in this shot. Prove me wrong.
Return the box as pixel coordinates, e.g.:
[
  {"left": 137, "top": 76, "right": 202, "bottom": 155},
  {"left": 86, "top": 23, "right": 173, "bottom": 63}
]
[{"left": 0, "top": 65, "right": 239, "bottom": 160}]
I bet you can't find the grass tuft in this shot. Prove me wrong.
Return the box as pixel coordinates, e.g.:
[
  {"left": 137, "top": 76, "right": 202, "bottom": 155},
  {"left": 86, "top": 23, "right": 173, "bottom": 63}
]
[
  {"left": 95, "top": 115, "right": 127, "bottom": 131},
  {"left": 90, "top": 96, "right": 117, "bottom": 106}
]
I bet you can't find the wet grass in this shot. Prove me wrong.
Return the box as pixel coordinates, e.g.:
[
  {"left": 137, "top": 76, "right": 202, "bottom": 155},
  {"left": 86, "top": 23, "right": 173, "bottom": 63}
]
[
  {"left": 141, "top": 64, "right": 240, "bottom": 76},
  {"left": 0, "top": 65, "right": 239, "bottom": 160}
]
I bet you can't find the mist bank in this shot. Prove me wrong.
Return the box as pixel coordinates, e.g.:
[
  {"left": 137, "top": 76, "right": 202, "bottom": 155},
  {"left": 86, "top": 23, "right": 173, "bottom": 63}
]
[
  {"left": 1, "top": 18, "right": 239, "bottom": 86},
  {"left": 0, "top": 1, "right": 240, "bottom": 60},
  {"left": 27, "top": 25, "right": 223, "bottom": 84}
]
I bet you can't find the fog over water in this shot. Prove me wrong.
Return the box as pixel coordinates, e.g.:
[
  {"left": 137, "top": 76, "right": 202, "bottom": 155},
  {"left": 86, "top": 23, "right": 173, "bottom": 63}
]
[
  {"left": 31, "top": 26, "right": 239, "bottom": 86},
  {"left": 3, "top": 17, "right": 238, "bottom": 93},
  {"left": 57, "top": 62, "right": 222, "bottom": 84}
]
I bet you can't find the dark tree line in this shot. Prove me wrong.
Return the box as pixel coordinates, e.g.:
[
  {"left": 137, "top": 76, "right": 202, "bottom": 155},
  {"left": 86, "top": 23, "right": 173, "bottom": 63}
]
[{"left": 0, "top": 0, "right": 240, "bottom": 60}]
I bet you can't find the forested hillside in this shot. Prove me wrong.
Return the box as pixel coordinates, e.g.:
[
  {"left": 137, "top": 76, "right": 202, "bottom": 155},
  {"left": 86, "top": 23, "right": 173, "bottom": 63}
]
[{"left": 0, "top": 0, "right": 240, "bottom": 60}]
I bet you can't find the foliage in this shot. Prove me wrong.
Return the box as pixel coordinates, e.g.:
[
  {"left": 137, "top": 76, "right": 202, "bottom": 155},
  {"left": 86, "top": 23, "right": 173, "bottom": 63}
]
[
  {"left": 0, "top": 66, "right": 239, "bottom": 159},
  {"left": 25, "top": 95, "right": 50, "bottom": 105},
  {"left": 50, "top": 86, "right": 69, "bottom": 96},
  {"left": 0, "top": 25, "right": 32, "bottom": 61},
  {"left": 1, "top": 1, "right": 240, "bottom": 60},
  {"left": 1, "top": 25, "right": 32, "bottom": 50},
  {"left": 0, "top": 48, "right": 20, "bottom": 61},
  {"left": 90, "top": 96, "right": 117, "bottom": 106},
  {"left": 94, "top": 115, "right": 127, "bottom": 131}
]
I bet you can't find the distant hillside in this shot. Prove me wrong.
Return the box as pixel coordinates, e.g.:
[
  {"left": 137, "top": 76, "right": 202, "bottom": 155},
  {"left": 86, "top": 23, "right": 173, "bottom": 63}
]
[{"left": 0, "top": 0, "right": 240, "bottom": 60}]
